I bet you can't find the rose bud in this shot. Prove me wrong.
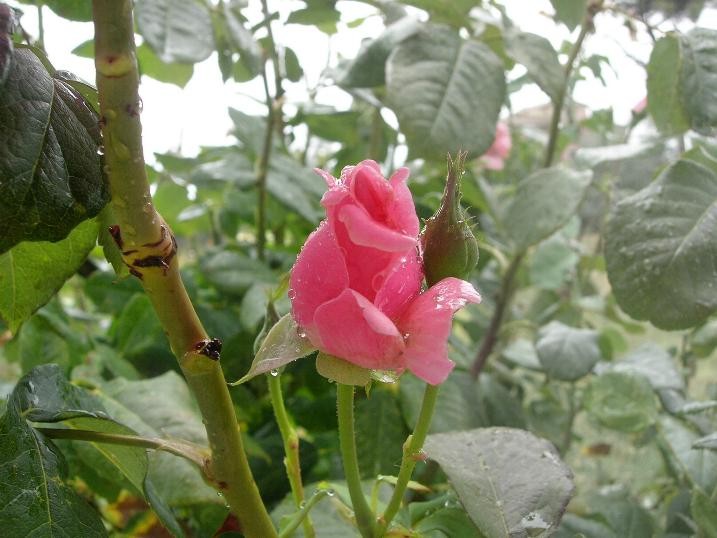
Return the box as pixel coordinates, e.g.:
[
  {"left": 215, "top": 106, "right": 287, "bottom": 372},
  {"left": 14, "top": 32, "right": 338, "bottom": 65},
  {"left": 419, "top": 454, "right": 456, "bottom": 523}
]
[{"left": 421, "top": 152, "right": 479, "bottom": 287}]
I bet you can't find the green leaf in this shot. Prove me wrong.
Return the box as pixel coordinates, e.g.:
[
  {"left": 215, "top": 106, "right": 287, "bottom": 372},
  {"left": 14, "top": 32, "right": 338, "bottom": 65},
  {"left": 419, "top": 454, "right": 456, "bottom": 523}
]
[
  {"left": 135, "top": 0, "right": 215, "bottom": 64},
  {"left": 600, "top": 343, "right": 684, "bottom": 391},
  {"left": 604, "top": 159, "right": 717, "bottom": 330},
  {"left": 691, "top": 489, "right": 717, "bottom": 538},
  {"left": 0, "top": 49, "right": 108, "bottom": 253},
  {"left": 43, "top": 0, "right": 92, "bottom": 21},
  {"left": 681, "top": 28, "right": 717, "bottom": 135},
  {"left": 232, "top": 313, "right": 317, "bottom": 384},
  {"left": 338, "top": 16, "right": 420, "bottom": 88},
  {"left": 694, "top": 432, "right": 717, "bottom": 450},
  {"left": 583, "top": 372, "right": 658, "bottom": 432},
  {"left": 535, "top": 321, "right": 601, "bottom": 381},
  {"left": 529, "top": 236, "right": 579, "bottom": 290},
  {"left": 550, "top": 0, "right": 586, "bottom": 30},
  {"left": 424, "top": 428, "right": 574, "bottom": 538},
  {"left": 201, "top": 248, "right": 276, "bottom": 295},
  {"left": 504, "top": 30, "right": 564, "bottom": 102},
  {"left": 110, "top": 293, "right": 168, "bottom": 358},
  {"left": 0, "top": 5, "right": 13, "bottom": 87},
  {"left": 0, "top": 405, "right": 107, "bottom": 535},
  {"left": 646, "top": 33, "right": 691, "bottom": 135},
  {"left": 386, "top": 24, "right": 505, "bottom": 160},
  {"left": 286, "top": 0, "right": 340, "bottom": 34},
  {"left": 413, "top": 507, "right": 483, "bottom": 537},
  {"left": 315, "top": 352, "right": 370, "bottom": 386},
  {"left": 399, "top": 0, "right": 478, "bottom": 28},
  {"left": 136, "top": 43, "right": 194, "bottom": 87},
  {"left": 355, "top": 389, "right": 406, "bottom": 478},
  {"left": 221, "top": 2, "right": 262, "bottom": 75},
  {"left": 661, "top": 415, "right": 717, "bottom": 493},
  {"left": 9, "top": 365, "right": 184, "bottom": 536},
  {"left": 504, "top": 167, "right": 592, "bottom": 250},
  {"left": 0, "top": 218, "right": 98, "bottom": 332}
]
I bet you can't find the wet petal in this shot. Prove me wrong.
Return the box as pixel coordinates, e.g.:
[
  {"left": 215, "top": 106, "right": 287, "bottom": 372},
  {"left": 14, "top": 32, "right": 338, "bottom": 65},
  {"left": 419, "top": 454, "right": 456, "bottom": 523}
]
[
  {"left": 398, "top": 278, "right": 481, "bottom": 385},
  {"left": 313, "top": 289, "right": 405, "bottom": 371},
  {"left": 374, "top": 250, "right": 423, "bottom": 320},
  {"left": 339, "top": 204, "right": 417, "bottom": 252}
]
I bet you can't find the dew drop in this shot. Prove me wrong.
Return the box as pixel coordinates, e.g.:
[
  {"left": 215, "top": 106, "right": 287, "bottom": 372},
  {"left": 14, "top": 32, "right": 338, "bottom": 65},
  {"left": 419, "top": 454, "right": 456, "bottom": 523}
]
[
  {"left": 270, "top": 369, "right": 279, "bottom": 377},
  {"left": 326, "top": 489, "right": 335, "bottom": 497},
  {"left": 96, "top": 145, "right": 105, "bottom": 156},
  {"left": 299, "top": 501, "right": 307, "bottom": 509},
  {"left": 288, "top": 289, "right": 297, "bottom": 300}
]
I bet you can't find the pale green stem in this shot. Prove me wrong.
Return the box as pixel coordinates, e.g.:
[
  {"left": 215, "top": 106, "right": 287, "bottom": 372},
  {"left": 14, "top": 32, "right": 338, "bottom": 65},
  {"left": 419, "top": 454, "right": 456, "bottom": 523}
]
[
  {"left": 278, "top": 489, "right": 330, "bottom": 538},
  {"left": 336, "top": 384, "right": 376, "bottom": 538},
  {"left": 268, "top": 373, "right": 314, "bottom": 538},
  {"left": 92, "top": 2, "right": 276, "bottom": 536},
  {"left": 378, "top": 384, "right": 439, "bottom": 534}
]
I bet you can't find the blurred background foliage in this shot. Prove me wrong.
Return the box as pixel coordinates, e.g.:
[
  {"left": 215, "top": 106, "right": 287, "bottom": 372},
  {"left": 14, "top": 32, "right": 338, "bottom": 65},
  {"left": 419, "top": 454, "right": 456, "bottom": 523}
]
[{"left": 1, "top": 0, "right": 717, "bottom": 536}]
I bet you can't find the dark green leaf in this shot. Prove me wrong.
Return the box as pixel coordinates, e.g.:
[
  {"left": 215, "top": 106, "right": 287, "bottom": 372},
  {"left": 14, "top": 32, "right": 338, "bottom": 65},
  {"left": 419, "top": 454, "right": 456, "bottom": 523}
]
[
  {"left": 424, "top": 428, "right": 574, "bottom": 538},
  {"left": 0, "top": 49, "right": 108, "bottom": 253},
  {"left": 413, "top": 507, "right": 483, "bottom": 537},
  {"left": 535, "top": 321, "right": 601, "bottom": 381},
  {"left": 386, "top": 24, "right": 505, "bottom": 160},
  {"left": 504, "top": 30, "right": 563, "bottom": 102},
  {"left": 137, "top": 43, "right": 194, "bottom": 87},
  {"left": 355, "top": 389, "right": 406, "bottom": 478},
  {"left": 222, "top": 2, "right": 262, "bottom": 75},
  {"left": 504, "top": 167, "right": 592, "bottom": 249},
  {"left": 136, "top": 0, "right": 214, "bottom": 63},
  {"left": 338, "top": 16, "right": 420, "bottom": 88},
  {"left": 647, "top": 33, "right": 690, "bottom": 135},
  {"left": 232, "top": 313, "right": 316, "bottom": 384},
  {"left": 681, "top": 28, "right": 717, "bottom": 135},
  {"left": 550, "top": 0, "right": 586, "bottom": 30},
  {"left": 0, "top": 218, "right": 98, "bottom": 332},
  {"left": 286, "top": 1, "right": 340, "bottom": 34},
  {"left": 604, "top": 159, "right": 717, "bottom": 330},
  {"left": 110, "top": 293, "right": 168, "bottom": 358},
  {"left": 583, "top": 372, "right": 658, "bottom": 432}
]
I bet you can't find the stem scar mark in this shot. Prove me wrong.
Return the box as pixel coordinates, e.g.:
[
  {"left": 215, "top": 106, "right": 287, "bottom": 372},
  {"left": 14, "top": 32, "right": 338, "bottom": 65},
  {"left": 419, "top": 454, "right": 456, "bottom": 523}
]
[
  {"left": 193, "top": 338, "right": 223, "bottom": 360},
  {"left": 108, "top": 224, "right": 178, "bottom": 279}
]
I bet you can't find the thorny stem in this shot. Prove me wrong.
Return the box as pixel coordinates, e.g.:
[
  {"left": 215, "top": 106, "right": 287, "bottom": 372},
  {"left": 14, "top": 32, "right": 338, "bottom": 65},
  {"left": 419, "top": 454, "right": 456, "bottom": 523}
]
[
  {"left": 268, "top": 374, "right": 314, "bottom": 538},
  {"left": 92, "top": 2, "right": 276, "bottom": 536},
  {"left": 336, "top": 384, "right": 377, "bottom": 538},
  {"left": 378, "top": 384, "right": 439, "bottom": 534},
  {"left": 471, "top": 2, "right": 599, "bottom": 378},
  {"left": 36, "top": 428, "right": 209, "bottom": 472}
]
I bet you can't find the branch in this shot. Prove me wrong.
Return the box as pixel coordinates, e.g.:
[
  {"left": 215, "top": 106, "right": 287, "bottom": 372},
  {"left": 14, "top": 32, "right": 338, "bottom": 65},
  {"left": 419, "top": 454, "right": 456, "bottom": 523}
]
[{"left": 91, "top": 2, "right": 276, "bottom": 536}]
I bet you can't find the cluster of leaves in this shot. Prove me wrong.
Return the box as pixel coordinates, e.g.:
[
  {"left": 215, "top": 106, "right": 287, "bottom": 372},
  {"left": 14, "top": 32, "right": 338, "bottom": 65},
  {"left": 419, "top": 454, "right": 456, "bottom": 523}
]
[{"left": 1, "top": 0, "right": 717, "bottom": 537}]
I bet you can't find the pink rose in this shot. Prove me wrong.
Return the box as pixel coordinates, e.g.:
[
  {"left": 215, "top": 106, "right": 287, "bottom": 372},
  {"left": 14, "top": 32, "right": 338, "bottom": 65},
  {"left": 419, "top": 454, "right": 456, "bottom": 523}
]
[
  {"left": 481, "top": 122, "right": 512, "bottom": 170},
  {"left": 289, "top": 160, "right": 480, "bottom": 385}
]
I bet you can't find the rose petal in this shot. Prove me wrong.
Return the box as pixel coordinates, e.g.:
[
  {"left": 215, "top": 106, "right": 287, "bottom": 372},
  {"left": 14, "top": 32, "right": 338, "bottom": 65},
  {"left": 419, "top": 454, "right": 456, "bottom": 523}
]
[
  {"left": 374, "top": 249, "right": 423, "bottom": 320},
  {"left": 313, "top": 289, "right": 405, "bottom": 370},
  {"left": 389, "top": 167, "right": 420, "bottom": 237},
  {"left": 398, "top": 278, "right": 481, "bottom": 385},
  {"left": 339, "top": 204, "right": 417, "bottom": 252},
  {"left": 290, "top": 222, "right": 349, "bottom": 332},
  {"left": 351, "top": 164, "right": 393, "bottom": 222}
]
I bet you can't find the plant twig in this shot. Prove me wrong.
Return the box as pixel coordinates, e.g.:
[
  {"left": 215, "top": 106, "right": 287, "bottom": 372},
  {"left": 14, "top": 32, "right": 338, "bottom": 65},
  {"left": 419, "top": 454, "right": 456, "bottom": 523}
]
[
  {"left": 336, "top": 384, "right": 376, "bottom": 538},
  {"left": 378, "top": 384, "right": 439, "bottom": 534},
  {"left": 36, "top": 427, "right": 209, "bottom": 470},
  {"left": 92, "top": 2, "right": 276, "bottom": 536},
  {"left": 268, "top": 373, "right": 314, "bottom": 538},
  {"left": 278, "top": 488, "right": 331, "bottom": 538}
]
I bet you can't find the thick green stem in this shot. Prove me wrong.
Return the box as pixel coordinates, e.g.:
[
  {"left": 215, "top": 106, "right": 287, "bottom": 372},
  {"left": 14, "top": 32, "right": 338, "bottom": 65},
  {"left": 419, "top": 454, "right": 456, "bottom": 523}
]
[
  {"left": 336, "top": 384, "right": 376, "bottom": 538},
  {"left": 92, "top": 2, "right": 276, "bottom": 536},
  {"left": 268, "top": 374, "right": 314, "bottom": 538},
  {"left": 379, "top": 384, "right": 439, "bottom": 533}
]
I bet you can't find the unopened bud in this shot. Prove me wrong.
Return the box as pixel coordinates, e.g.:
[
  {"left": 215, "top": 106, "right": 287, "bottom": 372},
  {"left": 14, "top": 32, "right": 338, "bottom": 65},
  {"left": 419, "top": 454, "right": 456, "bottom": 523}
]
[{"left": 421, "top": 152, "right": 479, "bottom": 286}]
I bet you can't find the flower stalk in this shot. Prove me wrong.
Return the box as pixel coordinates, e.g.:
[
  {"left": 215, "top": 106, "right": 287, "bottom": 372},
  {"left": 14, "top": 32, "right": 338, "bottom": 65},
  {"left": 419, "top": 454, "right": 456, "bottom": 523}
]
[
  {"left": 336, "top": 383, "right": 377, "bottom": 538},
  {"left": 92, "top": 2, "right": 276, "bottom": 536}
]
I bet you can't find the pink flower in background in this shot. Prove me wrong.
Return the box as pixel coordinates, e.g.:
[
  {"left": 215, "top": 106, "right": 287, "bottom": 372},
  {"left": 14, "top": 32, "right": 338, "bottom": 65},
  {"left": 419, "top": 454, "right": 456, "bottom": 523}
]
[
  {"left": 481, "top": 122, "right": 512, "bottom": 170},
  {"left": 632, "top": 96, "right": 648, "bottom": 114},
  {"left": 289, "top": 160, "right": 480, "bottom": 385}
]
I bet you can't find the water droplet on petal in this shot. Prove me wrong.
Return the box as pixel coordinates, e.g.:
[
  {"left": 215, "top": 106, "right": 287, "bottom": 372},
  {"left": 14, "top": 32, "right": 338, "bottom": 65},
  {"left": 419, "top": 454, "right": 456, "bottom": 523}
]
[{"left": 288, "top": 289, "right": 297, "bottom": 300}]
